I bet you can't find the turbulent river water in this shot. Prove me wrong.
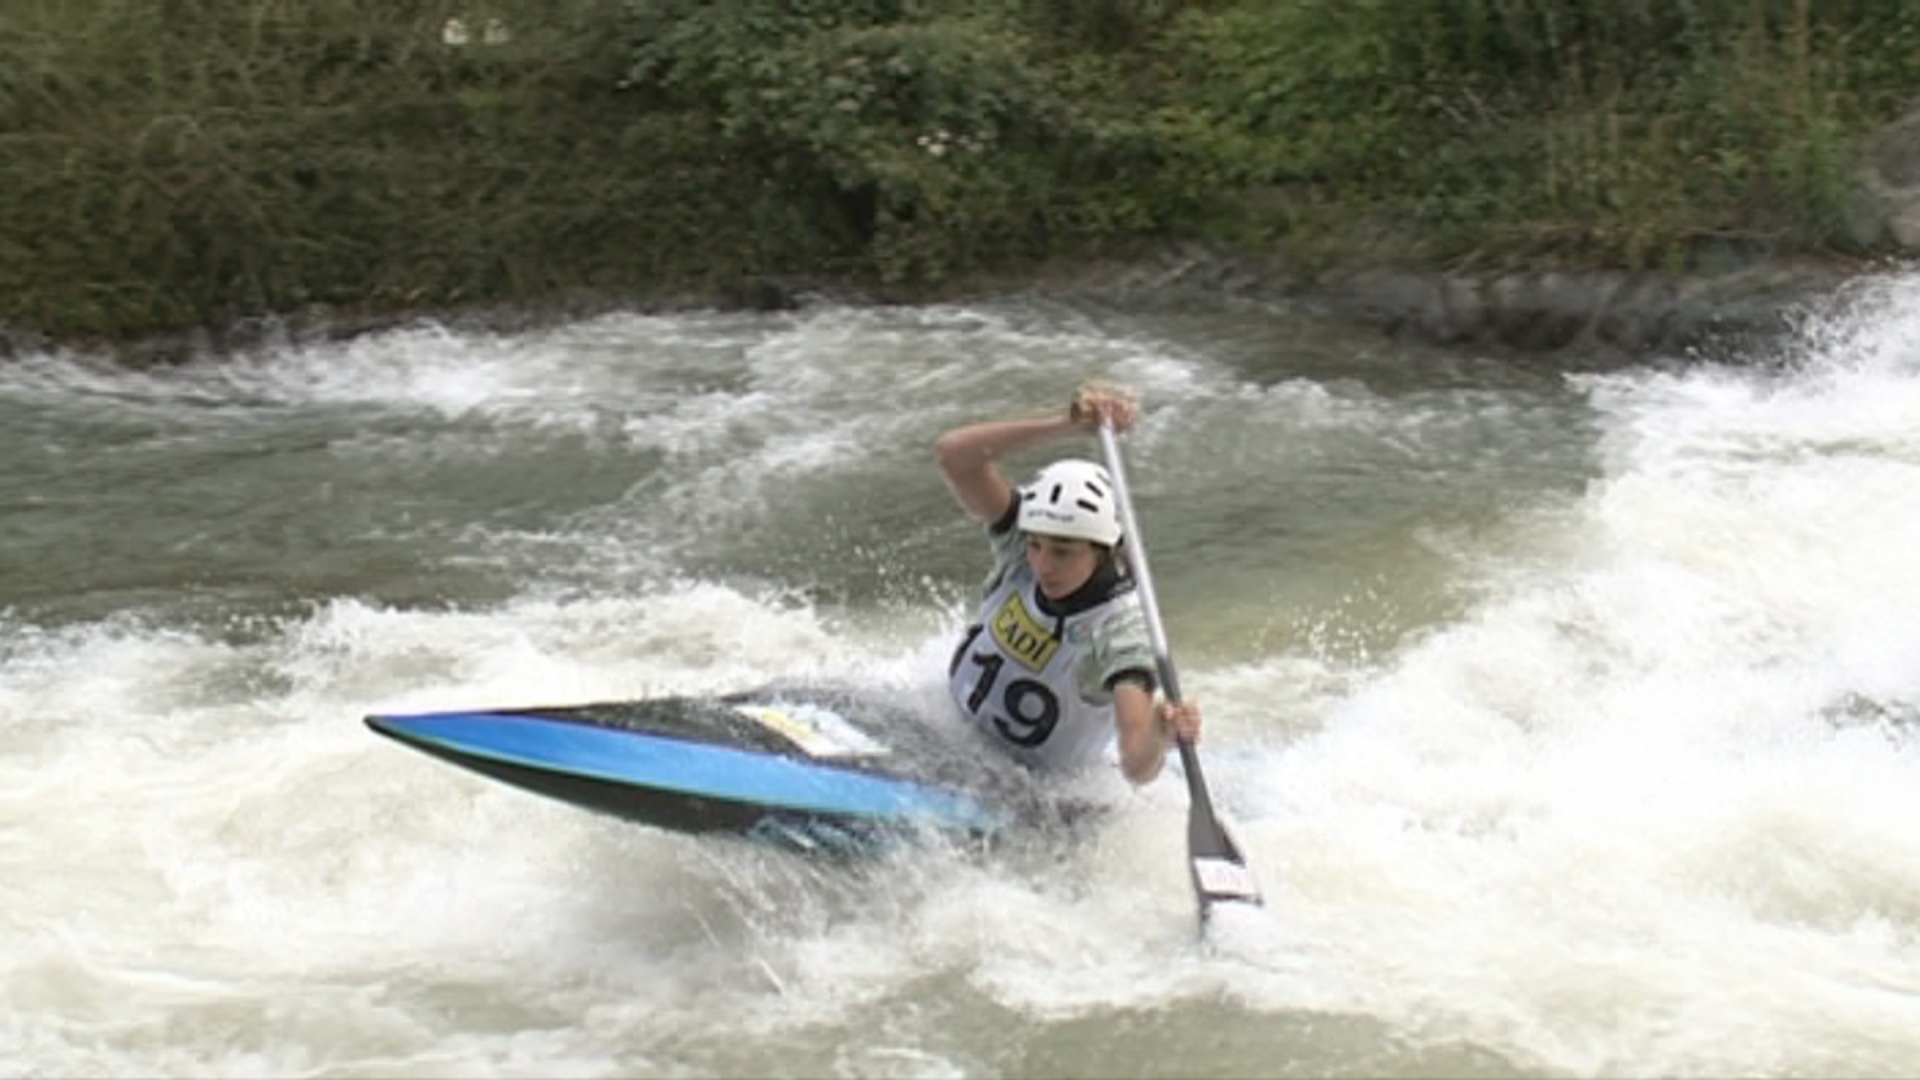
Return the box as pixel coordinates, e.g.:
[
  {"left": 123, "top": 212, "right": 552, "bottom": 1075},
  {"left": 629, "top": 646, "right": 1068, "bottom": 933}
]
[{"left": 4, "top": 281, "right": 1920, "bottom": 1078}]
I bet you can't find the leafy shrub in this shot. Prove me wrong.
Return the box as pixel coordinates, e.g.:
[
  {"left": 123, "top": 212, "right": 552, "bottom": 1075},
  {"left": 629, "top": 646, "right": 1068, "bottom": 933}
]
[
  {"left": 3, "top": 0, "right": 1919, "bottom": 341},
  {"left": 628, "top": 0, "right": 1185, "bottom": 282}
]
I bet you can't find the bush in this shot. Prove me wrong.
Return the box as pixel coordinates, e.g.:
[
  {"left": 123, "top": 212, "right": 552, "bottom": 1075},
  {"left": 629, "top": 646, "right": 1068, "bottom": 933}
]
[
  {"left": 0, "top": 0, "right": 829, "bottom": 339},
  {"left": 3, "top": 0, "right": 1918, "bottom": 342},
  {"left": 1158, "top": 0, "right": 1920, "bottom": 267},
  {"left": 628, "top": 0, "right": 1188, "bottom": 282}
]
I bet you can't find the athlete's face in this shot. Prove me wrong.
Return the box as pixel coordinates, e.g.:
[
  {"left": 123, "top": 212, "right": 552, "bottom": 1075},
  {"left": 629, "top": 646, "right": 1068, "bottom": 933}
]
[{"left": 1025, "top": 533, "right": 1100, "bottom": 600}]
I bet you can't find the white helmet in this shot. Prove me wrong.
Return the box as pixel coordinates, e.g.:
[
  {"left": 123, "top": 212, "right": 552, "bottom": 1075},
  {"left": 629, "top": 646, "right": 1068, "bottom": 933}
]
[{"left": 1018, "top": 459, "right": 1122, "bottom": 546}]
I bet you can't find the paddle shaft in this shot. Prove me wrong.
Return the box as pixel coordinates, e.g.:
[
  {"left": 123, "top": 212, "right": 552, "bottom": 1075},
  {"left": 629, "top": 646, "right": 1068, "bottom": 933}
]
[
  {"left": 1096, "top": 421, "right": 1262, "bottom": 922},
  {"left": 1094, "top": 424, "right": 1218, "bottom": 810}
]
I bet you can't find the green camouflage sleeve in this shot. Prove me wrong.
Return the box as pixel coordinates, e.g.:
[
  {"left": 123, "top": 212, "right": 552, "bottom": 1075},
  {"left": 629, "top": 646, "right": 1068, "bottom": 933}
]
[
  {"left": 1078, "top": 596, "right": 1156, "bottom": 704},
  {"left": 982, "top": 523, "right": 1026, "bottom": 596}
]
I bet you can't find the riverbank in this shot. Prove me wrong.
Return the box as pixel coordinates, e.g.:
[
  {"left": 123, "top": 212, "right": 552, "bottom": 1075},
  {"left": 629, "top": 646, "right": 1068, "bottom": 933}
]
[
  {"left": 1032, "top": 246, "right": 1877, "bottom": 367},
  {"left": 8, "top": 243, "right": 1874, "bottom": 371}
]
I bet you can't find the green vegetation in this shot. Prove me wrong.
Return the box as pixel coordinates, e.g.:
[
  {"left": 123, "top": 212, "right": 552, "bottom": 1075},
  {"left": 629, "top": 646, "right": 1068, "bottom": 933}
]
[{"left": 3, "top": 0, "right": 1918, "bottom": 342}]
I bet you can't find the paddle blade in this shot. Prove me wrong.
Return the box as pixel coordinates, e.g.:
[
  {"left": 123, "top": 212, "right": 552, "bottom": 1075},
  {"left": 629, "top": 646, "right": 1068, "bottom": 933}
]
[
  {"left": 1189, "top": 805, "right": 1263, "bottom": 917},
  {"left": 1177, "top": 743, "right": 1262, "bottom": 917}
]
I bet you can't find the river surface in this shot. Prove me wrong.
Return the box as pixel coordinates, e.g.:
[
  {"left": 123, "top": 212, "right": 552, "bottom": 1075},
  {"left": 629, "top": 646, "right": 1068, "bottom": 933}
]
[{"left": 4, "top": 282, "right": 1920, "bottom": 1078}]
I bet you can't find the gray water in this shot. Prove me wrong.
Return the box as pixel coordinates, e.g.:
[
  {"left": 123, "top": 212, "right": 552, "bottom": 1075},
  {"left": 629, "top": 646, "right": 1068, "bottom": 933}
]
[{"left": 4, "top": 284, "right": 1920, "bottom": 1078}]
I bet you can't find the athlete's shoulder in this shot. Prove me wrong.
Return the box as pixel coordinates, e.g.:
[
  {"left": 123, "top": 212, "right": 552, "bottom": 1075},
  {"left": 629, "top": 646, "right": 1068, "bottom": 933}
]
[
  {"left": 983, "top": 517, "right": 1036, "bottom": 590},
  {"left": 1082, "top": 587, "right": 1146, "bottom": 640}
]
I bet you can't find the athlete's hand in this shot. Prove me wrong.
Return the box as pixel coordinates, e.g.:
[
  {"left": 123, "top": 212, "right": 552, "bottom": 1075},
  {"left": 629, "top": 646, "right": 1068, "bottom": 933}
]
[
  {"left": 1069, "top": 381, "right": 1139, "bottom": 434},
  {"left": 1157, "top": 699, "right": 1201, "bottom": 744}
]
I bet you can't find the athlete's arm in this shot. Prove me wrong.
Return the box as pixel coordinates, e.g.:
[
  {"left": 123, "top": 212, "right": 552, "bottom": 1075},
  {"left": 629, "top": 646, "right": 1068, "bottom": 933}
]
[
  {"left": 934, "top": 412, "right": 1078, "bottom": 523},
  {"left": 934, "top": 385, "right": 1139, "bottom": 523},
  {"left": 1112, "top": 678, "right": 1202, "bottom": 784}
]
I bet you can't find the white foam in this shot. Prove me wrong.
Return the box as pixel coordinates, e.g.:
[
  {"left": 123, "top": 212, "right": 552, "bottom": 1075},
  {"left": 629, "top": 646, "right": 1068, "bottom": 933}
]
[{"left": 8, "top": 286, "right": 1920, "bottom": 1076}]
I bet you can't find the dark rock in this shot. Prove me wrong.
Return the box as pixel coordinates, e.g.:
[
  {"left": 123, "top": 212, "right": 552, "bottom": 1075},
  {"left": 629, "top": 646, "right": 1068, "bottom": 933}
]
[
  {"left": 1592, "top": 273, "right": 1682, "bottom": 355},
  {"left": 1427, "top": 274, "right": 1487, "bottom": 346},
  {"left": 1303, "top": 256, "right": 1856, "bottom": 362},
  {"left": 1875, "top": 109, "right": 1920, "bottom": 187},
  {"left": 1485, "top": 272, "right": 1595, "bottom": 351},
  {"left": 720, "top": 278, "right": 801, "bottom": 312}
]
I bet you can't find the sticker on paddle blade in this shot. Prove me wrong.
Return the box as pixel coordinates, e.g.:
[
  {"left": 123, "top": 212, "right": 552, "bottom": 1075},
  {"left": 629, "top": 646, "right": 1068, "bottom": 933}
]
[
  {"left": 1193, "top": 857, "right": 1261, "bottom": 901},
  {"left": 734, "top": 703, "right": 889, "bottom": 758}
]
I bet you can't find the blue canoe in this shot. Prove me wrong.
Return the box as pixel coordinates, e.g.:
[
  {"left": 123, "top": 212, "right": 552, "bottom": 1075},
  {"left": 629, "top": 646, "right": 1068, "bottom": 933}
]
[{"left": 366, "top": 688, "right": 1020, "bottom": 849}]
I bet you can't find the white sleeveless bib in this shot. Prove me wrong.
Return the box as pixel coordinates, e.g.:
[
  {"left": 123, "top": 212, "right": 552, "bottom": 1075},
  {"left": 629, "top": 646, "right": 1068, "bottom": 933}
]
[{"left": 948, "top": 572, "right": 1138, "bottom": 771}]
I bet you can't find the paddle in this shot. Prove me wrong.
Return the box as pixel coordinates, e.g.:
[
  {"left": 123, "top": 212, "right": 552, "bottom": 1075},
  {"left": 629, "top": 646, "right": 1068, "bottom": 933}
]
[{"left": 1096, "top": 421, "right": 1263, "bottom": 925}]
